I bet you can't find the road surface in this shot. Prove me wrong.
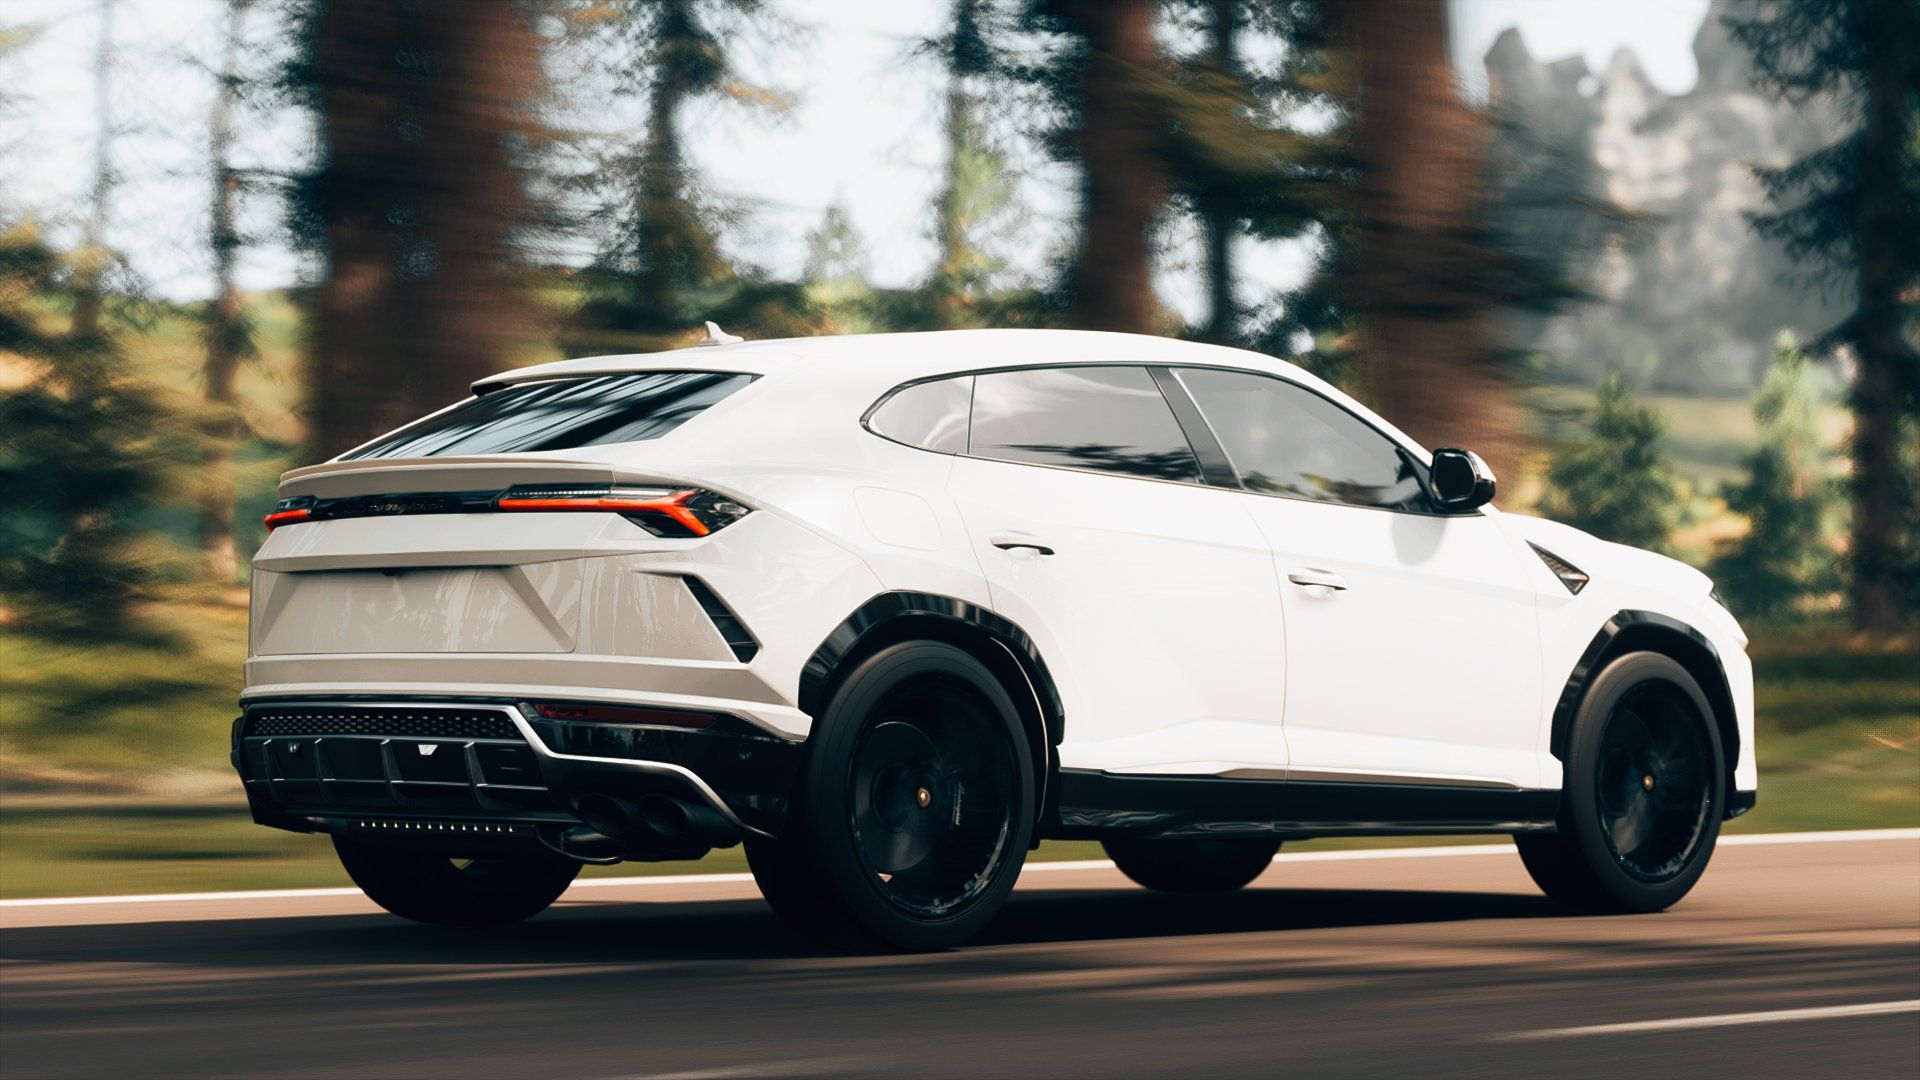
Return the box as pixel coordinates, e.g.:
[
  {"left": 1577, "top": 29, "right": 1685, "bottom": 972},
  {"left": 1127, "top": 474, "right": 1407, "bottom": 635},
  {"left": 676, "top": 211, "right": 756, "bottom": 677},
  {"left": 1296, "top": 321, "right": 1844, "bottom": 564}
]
[{"left": 3, "top": 832, "right": 1917, "bottom": 1078}]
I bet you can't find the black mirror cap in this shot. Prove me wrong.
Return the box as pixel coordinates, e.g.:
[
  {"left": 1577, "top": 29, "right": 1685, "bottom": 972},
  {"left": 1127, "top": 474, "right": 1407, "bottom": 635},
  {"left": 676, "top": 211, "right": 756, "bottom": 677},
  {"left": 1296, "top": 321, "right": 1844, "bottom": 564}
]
[{"left": 1430, "top": 448, "right": 1496, "bottom": 511}]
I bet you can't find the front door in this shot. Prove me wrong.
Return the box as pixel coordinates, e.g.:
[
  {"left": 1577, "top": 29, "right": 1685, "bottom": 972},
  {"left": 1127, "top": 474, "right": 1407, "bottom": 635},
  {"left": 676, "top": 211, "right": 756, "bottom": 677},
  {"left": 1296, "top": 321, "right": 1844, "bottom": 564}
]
[{"left": 1172, "top": 366, "right": 1544, "bottom": 789}]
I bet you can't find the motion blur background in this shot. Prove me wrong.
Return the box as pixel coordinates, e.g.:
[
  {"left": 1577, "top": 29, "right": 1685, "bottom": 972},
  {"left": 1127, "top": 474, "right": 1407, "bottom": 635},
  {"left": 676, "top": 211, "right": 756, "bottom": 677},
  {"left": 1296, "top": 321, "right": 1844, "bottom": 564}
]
[{"left": 0, "top": 0, "right": 1914, "bottom": 898}]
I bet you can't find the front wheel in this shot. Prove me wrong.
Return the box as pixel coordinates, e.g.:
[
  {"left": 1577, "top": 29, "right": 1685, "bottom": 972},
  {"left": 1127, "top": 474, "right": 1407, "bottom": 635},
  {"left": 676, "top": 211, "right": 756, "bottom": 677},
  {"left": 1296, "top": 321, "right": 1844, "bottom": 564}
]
[
  {"left": 332, "top": 836, "right": 581, "bottom": 927},
  {"left": 1103, "top": 837, "right": 1279, "bottom": 893},
  {"left": 1518, "top": 651, "right": 1725, "bottom": 913},
  {"left": 750, "top": 641, "right": 1034, "bottom": 951}
]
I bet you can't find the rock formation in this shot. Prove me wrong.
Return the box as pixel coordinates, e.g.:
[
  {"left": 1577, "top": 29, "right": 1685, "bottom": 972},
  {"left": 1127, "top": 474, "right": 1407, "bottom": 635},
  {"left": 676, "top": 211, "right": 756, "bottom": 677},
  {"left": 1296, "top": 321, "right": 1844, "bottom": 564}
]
[{"left": 1485, "top": 0, "right": 1848, "bottom": 394}]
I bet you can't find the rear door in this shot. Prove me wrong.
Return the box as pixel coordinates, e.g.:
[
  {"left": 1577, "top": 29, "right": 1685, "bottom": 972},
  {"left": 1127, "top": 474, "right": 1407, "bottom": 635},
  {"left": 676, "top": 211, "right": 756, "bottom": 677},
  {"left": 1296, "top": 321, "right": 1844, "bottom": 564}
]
[
  {"left": 1173, "top": 366, "right": 1544, "bottom": 789},
  {"left": 943, "top": 365, "right": 1289, "bottom": 775}
]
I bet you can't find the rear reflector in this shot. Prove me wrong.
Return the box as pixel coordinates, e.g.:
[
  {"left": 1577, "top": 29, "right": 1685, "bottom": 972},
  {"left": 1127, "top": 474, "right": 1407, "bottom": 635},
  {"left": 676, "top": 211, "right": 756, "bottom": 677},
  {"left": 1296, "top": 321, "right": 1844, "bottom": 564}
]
[{"left": 529, "top": 702, "right": 716, "bottom": 729}]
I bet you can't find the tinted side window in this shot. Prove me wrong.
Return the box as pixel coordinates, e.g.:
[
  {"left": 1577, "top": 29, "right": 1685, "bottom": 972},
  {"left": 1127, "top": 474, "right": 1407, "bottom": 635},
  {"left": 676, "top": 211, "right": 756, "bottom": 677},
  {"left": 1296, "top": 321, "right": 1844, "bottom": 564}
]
[
  {"left": 1177, "top": 367, "right": 1430, "bottom": 511},
  {"left": 969, "top": 366, "right": 1201, "bottom": 483},
  {"left": 867, "top": 376, "right": 972, "bottom": 454},
  {"left": 345, "top": 372, "right": 755, "bottom": 460}
]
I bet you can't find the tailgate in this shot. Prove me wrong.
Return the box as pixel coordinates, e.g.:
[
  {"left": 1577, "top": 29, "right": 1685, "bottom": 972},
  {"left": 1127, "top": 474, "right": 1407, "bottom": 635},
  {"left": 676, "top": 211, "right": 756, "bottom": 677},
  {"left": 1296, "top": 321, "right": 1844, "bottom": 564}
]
[{"left": 250, "top": 511, "right": 620, "bottom": 658}]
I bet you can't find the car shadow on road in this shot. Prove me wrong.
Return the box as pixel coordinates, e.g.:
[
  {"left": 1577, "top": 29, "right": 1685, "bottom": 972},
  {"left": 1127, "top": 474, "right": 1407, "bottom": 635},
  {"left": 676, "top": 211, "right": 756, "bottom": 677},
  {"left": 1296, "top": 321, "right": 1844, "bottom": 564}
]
[{"left": 0, "top": 886, "right": 1562, "bottom": 969}]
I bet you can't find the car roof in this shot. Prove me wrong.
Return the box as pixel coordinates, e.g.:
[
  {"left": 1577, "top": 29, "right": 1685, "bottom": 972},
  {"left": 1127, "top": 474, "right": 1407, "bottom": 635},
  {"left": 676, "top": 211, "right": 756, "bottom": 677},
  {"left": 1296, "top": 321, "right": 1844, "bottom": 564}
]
[{"left": 472, "top": 328, "right": 1327, "bottom": 396}]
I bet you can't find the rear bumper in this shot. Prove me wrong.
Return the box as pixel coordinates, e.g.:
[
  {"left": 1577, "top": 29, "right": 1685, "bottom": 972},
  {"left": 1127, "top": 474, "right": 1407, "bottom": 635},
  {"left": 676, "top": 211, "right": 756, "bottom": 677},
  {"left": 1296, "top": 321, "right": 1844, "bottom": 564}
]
[
  {"left": 242, "top": 654, "right": 812, "bottom": 740},
  {"left": 232, "top": 698, "right": 803, "bottom": 854}
]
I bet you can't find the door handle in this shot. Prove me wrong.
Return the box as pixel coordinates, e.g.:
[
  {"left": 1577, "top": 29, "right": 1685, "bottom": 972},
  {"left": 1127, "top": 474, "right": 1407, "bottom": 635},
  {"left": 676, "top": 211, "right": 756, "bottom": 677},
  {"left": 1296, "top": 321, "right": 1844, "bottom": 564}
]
[
  {"left": 990, "top": 533, "right": 1055, "bottom": 556},
  {"left": 1287, "top": 567, "right": 1348, "bottom": 591}
]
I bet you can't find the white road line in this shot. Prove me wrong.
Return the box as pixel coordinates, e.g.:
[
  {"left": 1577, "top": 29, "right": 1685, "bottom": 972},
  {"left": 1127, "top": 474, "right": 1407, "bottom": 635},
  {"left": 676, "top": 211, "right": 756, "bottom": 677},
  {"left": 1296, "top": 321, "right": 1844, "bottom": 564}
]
[
  {"left": 2, "top": 827, "right": 1915, "bottom": 910},
  {"left": 1496, "top": 999, "right": 1920, "bottom": 1040},
  {"left": 1719, "top": 828, "right": 1920, "bottom": 846},
  {"left": 0, "top": 886, "right": 371, "bottom": 907}
]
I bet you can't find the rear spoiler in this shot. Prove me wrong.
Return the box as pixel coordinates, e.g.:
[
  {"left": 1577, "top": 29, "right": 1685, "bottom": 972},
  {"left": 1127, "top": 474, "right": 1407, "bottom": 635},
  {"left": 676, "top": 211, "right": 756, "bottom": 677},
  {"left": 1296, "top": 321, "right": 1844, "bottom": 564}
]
[{"left": 278, "top": 457, "right": 625, "bottom": 501}]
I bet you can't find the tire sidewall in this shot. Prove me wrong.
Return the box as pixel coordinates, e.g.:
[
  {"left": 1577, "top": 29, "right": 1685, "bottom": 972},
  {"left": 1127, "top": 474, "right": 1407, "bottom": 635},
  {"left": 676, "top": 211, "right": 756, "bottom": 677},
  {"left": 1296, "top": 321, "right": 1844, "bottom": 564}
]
[
  {"left": 795, "top": 641, "right": 1035, "bottom": 950},
  {"left": 1562, "top": 651, "right": 1726, "bottom": 912}
]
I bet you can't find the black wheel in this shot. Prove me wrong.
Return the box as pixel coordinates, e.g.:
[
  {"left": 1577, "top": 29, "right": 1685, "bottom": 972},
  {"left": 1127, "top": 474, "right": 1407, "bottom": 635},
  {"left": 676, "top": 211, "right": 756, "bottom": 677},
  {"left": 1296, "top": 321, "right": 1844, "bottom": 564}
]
[
  {"left": 331, "top": 836, "right": 581, "bottom": 927},
  {"left": 1103, "top": 837, "right": 1279, "bottom": 893},
  {"left": 749, "top": 641, "right": 1034, "bottom": 951},
  {"left": 1518, "top": 651, "right": 1725, "bottom": 913}
]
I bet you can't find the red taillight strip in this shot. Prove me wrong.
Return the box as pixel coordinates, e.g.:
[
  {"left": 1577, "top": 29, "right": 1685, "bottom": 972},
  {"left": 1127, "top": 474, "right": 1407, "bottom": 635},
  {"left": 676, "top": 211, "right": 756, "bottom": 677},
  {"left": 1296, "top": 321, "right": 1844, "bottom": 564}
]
[
  {"left": 494, "top": 488, "right": 710, "bottom": 536},
  {"left": 263, "top": 508, "right": 312, "bottom": 530}
]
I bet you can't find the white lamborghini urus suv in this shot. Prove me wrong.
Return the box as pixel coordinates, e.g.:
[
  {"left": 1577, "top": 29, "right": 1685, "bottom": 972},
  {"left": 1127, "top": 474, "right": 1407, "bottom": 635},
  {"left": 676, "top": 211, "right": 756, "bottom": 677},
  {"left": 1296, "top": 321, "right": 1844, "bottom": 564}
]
[{"left": 235, "top": 328, "right": 1755, "bottom": 949}]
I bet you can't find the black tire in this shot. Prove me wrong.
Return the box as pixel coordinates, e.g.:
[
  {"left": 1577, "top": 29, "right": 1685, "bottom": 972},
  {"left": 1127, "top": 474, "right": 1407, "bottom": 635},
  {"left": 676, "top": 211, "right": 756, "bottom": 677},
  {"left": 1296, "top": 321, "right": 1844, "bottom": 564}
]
[
  {"left": 332, "top": 836, "right": 581, "bottom": 927},
  {"left": 1518, "top": 651, "right": 1725, "bottom": 914},
  {"left": 750, "top": 641, "right": 1035, "bottom": 951},
  {"left": 1103, "top": 837, "right": 1280, "bottom": 893}
]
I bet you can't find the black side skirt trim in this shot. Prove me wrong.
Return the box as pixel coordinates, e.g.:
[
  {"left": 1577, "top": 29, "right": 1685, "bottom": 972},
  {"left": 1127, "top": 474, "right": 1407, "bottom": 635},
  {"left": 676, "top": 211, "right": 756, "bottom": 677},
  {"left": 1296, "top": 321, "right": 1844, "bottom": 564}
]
[{"left": 1049, "top": 769, "right": 1560, "bottom": 840}]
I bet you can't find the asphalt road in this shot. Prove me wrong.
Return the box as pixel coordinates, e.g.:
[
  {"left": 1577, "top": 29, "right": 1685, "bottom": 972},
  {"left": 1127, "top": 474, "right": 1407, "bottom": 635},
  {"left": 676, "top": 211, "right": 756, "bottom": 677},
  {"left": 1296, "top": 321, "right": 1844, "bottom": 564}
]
[{"left": 3, "top": 833, "right": 1917, "bottom": 1079}]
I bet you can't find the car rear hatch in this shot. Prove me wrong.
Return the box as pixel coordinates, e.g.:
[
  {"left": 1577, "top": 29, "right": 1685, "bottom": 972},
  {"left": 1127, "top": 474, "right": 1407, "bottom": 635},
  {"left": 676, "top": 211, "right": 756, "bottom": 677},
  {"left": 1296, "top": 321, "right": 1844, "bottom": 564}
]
[{"left": 253, "top": 367, "right": 765, "bottom": 658}]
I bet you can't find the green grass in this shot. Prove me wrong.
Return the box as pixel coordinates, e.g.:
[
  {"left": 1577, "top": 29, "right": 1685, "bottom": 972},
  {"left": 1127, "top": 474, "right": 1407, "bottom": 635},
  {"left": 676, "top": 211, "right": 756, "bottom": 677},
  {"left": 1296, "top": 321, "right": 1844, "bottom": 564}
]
[
  {"left": 3, "top": 602, "right": 1912, "bottom": 899},
  {"left": 0, "top": 594, "right": 250, "bottom": 799}
]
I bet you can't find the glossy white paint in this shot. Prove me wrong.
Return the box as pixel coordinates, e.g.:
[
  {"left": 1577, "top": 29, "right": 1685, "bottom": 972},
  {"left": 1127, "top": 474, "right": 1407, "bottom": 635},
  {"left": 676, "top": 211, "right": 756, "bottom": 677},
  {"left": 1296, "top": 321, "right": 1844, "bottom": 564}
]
[
  {"left": 249, "top": 328, "right": 1755, "bottom": 800},
  {"left": 1241, "top": 496, "right": 1546, "bottom": 789},
  {"left": 947, "top": 454, "right": 1289, "bottom": 774}
]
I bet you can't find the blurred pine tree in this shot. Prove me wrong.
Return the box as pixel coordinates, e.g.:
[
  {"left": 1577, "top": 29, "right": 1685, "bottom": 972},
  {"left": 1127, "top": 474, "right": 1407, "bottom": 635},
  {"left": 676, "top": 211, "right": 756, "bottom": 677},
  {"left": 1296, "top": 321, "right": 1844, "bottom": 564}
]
[
  {"left": 0, "top": 5, "right": 183, "bottom": 638},
  {"left": 1711, "top": 333, "right": 1838, "bottom": 618},
  {"left": 1537, "top": 372, "right": 1679, "bottom": 551},
  {"left": 1163, "top": 0, "right": 1335, "bottom": 349},
  {"left": 286, "top": 0, "right": 547, "bottom": 458},
  {"left": 197, "top": 0, "right": 259, "bottom": 584},
  {"left": 1019, "top": 0, "right": 1168, "bottom": 333},
  {"left": 919, "top": 0, "right": 1019, "bottom": 329},
  {"left": 1730, "top": 0, "right": 1920, "bottom": 632},
  {"left": 563, "top": 0, "right": 805, "bottom": 353}
]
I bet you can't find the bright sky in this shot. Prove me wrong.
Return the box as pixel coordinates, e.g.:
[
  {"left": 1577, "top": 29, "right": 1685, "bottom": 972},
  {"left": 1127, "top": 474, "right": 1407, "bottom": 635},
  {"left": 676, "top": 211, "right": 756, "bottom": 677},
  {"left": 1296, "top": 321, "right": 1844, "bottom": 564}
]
[{"left": 1, "top": 0, "right": 1712, "bottom": 320}]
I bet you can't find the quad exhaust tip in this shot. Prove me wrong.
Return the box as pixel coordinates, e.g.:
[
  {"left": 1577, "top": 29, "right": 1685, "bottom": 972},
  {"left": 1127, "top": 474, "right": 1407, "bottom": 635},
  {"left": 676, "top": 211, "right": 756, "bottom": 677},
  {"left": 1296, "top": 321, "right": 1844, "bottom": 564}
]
[{"left": 562, "top": 792, "right": 743, "bottom": 861}]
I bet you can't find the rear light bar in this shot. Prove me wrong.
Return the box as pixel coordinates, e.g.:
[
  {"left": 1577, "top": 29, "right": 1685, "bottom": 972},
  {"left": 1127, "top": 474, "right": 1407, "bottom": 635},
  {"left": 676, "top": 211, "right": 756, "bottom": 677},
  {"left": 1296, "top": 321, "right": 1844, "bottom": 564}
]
[
  {"left": 263, "top": 485, "right": 751, "bottom": 537},
  {"left": 496, "top": 485, "right": 749, "bottom": 537},
  {"left": 263, "top": 503, "right": 313, "bottom": 529}
]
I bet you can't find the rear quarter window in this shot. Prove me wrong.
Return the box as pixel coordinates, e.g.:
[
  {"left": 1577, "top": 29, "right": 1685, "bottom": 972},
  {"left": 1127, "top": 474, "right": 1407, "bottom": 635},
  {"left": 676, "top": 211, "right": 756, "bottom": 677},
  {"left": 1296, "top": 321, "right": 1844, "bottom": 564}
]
[
  {"left": 865, "top": 376, "right": 973, "bottom": 454},
  {"left": 344, "top": 371, "right": 756, "bottom": 460}
]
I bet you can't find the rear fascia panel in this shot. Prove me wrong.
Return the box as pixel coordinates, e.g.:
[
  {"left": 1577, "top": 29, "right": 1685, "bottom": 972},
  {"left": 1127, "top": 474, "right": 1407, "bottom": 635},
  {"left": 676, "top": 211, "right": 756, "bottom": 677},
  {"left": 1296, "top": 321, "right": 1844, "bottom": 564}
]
[{"left": 244, "top": 509, "right": 882, "bottom": 741}]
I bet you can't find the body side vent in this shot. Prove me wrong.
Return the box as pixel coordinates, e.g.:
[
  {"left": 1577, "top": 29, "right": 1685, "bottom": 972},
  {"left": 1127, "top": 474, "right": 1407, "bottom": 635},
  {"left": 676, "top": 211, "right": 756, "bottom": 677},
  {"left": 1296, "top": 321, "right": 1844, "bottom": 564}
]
[
  {"left": 1529, "top": 542, "right": 1591, "bottom": 595},
  {"left": 683, "top": 577, "right": 760, "bottom": 662}
]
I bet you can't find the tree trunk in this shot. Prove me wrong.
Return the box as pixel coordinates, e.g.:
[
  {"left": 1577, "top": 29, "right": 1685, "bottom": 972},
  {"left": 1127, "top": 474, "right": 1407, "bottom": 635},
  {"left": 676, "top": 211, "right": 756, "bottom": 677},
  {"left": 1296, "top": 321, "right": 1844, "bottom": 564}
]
[
  {"left": 932, "top": 68, "right": 973, "bottom": 328},
  {"left": 1063, "top": 0, "right": 1162, "bottom": 334},
  {"left": 1198, "top": 0, "right": 1236, "bottom": 345},
  {"left": 1338, "top": 0, "right": 1518, "bottom": 477},
  {"left": 199, "top": 0, "right": 248, "bottom": 583},
  {"left": 70, "top": 0, "right": 116, "bottom": 343},
  {"left": 1846, "top": 0, "right": 1914, "bottom": 634},
  {"left": 307, "top": 0, "right": 542, "bottom": 459}
]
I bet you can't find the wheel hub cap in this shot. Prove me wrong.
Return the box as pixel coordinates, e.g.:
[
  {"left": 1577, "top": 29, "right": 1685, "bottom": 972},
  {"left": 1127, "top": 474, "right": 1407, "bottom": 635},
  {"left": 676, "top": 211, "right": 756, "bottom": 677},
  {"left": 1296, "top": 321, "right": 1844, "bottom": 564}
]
[
  {"left": 1596, "top": 691, "right": 1712, "bottom": 882},
  {"left": 846, "top": 681, "right": 1018, "bottom": 919}
]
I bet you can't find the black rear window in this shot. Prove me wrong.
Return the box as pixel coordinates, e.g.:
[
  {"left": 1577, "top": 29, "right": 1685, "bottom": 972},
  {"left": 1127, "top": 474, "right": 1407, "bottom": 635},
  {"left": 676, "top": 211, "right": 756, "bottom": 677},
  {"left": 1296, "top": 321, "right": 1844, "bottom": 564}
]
[{"left": 343, "top": 371, "right": 756, "bottom": 460}]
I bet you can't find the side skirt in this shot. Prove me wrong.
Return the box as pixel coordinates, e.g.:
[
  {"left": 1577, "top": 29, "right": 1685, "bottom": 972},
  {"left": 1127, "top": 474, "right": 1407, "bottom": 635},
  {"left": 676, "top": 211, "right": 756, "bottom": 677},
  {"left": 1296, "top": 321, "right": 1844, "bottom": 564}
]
[{"left": 1046, "top": 769, "right": 1560, "bottom": 841}]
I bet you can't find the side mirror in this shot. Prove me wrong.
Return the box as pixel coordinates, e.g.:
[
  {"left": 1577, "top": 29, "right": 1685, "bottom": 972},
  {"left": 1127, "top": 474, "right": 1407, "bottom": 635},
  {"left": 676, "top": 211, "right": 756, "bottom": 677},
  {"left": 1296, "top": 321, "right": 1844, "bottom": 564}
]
[{"left": 1430, "top": 448, "right": 1496, "bottom": 511}]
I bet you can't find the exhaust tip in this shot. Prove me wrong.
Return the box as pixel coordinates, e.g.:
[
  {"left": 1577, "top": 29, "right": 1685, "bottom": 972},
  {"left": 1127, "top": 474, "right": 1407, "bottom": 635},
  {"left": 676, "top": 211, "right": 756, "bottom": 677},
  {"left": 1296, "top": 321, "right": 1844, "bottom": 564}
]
[
  {"left": 573, "top": 793, "right": 638, "bottom": 838},
  {"left": 638, "top": 793, "right": 695, "bottom": 838}
]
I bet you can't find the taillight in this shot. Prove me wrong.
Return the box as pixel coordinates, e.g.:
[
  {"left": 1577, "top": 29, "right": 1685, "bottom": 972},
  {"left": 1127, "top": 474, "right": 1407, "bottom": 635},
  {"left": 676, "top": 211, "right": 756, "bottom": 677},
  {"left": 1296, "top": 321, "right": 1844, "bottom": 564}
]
[
  {"left": 495, "top": 485, "right": 750, "bottom": 537},
  {"left": 264, "top": 496, "right": 316, "bottom": 530}
]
